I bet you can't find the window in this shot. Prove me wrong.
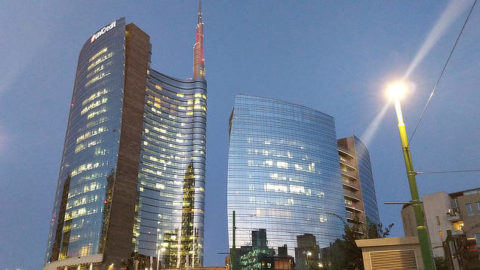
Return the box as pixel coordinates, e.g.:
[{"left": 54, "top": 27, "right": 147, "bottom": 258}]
[
  {"left": 466, "top": 203, "right": 474, "bottom": 216},
  {"left": 436, "top": 216, "right": 440, "bottom": 226},
  {"left": 276, "top": 161, "right": 288, "bottom": 169}
]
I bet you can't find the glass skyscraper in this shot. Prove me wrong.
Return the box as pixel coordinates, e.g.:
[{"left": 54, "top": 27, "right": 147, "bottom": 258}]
[
  {"left": 45, "top": 6, "right": 206, "bottom": 270},
  {"left": 227, "top": 95, "right": 346, "bottom": 256}
]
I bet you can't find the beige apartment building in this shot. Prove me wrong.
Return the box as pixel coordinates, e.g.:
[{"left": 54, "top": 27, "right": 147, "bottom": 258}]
[{"left": 402, "top": 188, "right": 480, "bottom": 259}]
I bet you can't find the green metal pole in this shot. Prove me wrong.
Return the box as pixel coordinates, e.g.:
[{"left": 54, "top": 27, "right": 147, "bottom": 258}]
[
  {"left": 232, "top": 211, "right": 236, "bottom": 270},
  {"left": 393, "top": 100, "right": 435, "bottom": 270}
]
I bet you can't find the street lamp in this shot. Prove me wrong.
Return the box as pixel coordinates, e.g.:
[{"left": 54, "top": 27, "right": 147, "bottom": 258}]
[
  {"left": 306, "top": 251, "right": 312, "bottom": 270},
  {"left": 387, "top": 82, "right": 435, "bottom": 270}
]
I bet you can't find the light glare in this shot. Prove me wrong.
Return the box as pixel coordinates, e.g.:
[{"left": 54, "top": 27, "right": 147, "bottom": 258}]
[{"left": 387, "top": 82, "right": 407, "bottom": 100}]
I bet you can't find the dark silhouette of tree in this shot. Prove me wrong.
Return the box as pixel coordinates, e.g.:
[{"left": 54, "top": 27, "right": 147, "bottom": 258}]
[{"left": 321, "top": 217, "right": 393, "bottom": 270}]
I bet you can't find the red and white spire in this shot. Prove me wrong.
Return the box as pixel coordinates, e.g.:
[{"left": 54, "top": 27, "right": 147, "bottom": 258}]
[{"left": 193, "top": 0, "right": 205, "bottom": 80}]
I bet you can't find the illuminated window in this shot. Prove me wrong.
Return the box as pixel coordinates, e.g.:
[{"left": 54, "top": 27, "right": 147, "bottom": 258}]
[
  {"left": 264, "top": 160, "right": 273, "bottom": 167},
  {"left": 290, "top": 185, "right": 305, "bottom": 194},
  {"left": 85, "top": 72, "right": 111, "bottom": 87},
  {"left": 270, "top": 173, "right": 286, "bottom": 181},
  {"left": 276, "top": 161, "right": 288, "bottom": 169},
  {"left": 82, "top": 89, "right": 108, "bottom": 106},
  {"left": 89, "top": 47, "right": 108, "bottom": 62},
  {"left": 345, "top": 199, "right": 353, "bottom": 206},
  {"left": 86, "top": 116, "right": 108, "bottom": 128},
  {"left": 81, "top": 97, "right": 108, "bottom": 115},
  {"left": 87, "top": 107, "right": 107, "bottom": 120},
  {"left": 289, "top": 177, "right": 303, "bottom": 183},
  {"left": 94, "top": 147, "right": 107, "bottom": 156},
  {"left": 264, "top": 183, "right": 288, "bottom": 193},
  {"left": 319, "top": 214, "right": 328, "bottom": 223},
  {"left": 87, "top": 52, "right": 113, "bottom": 71},
  {"left": 76, "top": 126, "right": 108, "bottom": 143},
  {"left": 71, "top": 162, "right": 101, "bottom": 177}
]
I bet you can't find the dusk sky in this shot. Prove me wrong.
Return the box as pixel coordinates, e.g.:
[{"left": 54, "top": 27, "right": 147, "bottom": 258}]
[{"left": 1, "top": 1, "right": 480, "bottom": 269}]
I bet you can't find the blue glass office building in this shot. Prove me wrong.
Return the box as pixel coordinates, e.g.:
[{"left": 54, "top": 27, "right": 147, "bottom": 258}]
[
  {"left": 45, "top": 11, "right": 206, "bottom": 270},
  {"left": 227, "top": 95, "right": 345, "bottom": 255}
]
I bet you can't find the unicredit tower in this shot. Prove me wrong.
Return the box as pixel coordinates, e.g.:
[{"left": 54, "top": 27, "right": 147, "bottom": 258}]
[{"left": 44, "top": 6, "right": 206, "bottom": 270}]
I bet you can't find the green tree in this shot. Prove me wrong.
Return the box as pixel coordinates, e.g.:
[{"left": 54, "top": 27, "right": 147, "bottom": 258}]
[{"left": 321, "top": 217, "right": 393, "bottom": 270}]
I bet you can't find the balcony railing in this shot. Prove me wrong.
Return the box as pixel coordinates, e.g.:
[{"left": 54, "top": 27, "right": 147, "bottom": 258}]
[
  {"left": 346, "top": 204, "right": 363, "bottom": 213},
  {"left": 342, "top": 179, "right": 360, "bottom": 191},
  {"left": 338, "top": 146, "right": 355, "bottom": 158},
  {"left": 447, "top": 208, "right": 461, "bottom": 222},
  {"left": 341, "top": 170, "right": 358, "bottom": 180},
  {"left": 344, "top": 190, "right": 361, "bottom": 201}
]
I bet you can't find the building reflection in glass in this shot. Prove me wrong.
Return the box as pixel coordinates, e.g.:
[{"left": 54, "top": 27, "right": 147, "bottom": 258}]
[{"left": 227, "top": 95, "right": 346, "bottom": 257}]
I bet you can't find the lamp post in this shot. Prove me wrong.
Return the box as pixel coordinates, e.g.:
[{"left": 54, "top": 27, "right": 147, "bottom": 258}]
[
  {"left": 306, "top": 251, "right": 312, "bottom": 270},
  {"left": 387, "top": 82, "right": 435, "bottom": 270}
]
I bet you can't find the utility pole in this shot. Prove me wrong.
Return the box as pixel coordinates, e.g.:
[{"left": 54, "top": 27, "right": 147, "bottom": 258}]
[
  {"left": 232, "top": 211, "right": 236, "bottom": 270},
  {"left": 388, "top": 84, "right": 435, "bottom": 269}
]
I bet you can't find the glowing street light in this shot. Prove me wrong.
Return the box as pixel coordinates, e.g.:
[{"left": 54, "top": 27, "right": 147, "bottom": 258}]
[
  {"left": 387, "top": 82, "right": 408, "bottom": 100},
  {"left": 387, "top": 81, "right": 434, "bottom": 269}
]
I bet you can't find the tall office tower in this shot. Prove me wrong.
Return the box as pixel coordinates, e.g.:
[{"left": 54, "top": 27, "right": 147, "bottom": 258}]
[
  {"left": 337, "top": 136, "right": 380, "bottom": 227},
  {"left": 227, "top": 95, "right": 346, "bottom": 256},
  {"left": 44, "top": 6, "right": 206, "bottom": 270}
]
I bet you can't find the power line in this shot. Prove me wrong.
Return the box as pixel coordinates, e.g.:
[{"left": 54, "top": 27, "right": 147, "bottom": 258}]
[
  {"left": 409, "top": 0, "right": 478, "bottom": 144},
  {"left": 416, "top": 169, "right": 480, "bottom": 175}
]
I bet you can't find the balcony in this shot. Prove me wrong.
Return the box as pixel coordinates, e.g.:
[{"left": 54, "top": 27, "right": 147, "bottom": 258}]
[
  {"left": 346, "top": 204, "right": 363, "bottom": 213},
  {"left": 346, "top": 213, "right": 366, "bottom": 227},
  {"left": 344, "top": 190, "right": 361, "bottom": 201},
  {"left": 447, "top": 208, "right": 461, "bottom": 222},
  {"left": 342, "top": 180, "right": 360, "bottom": 191},
  {"left": 338, "top": 146, "right": 355, "bottom": 158},
  {"left": 339, "top": 158, "right": 356, "bottom": 169},
  {"left": 341, "top": 170, "right": 358, "bottom": 180}
]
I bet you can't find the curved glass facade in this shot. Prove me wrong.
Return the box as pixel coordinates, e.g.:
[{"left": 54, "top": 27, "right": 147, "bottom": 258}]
[
  {"left": 133, "top": 70, "right": 207, "bottom": 268},
  {"left": 354, "top": 137, "right": 380, "bottom": 225},
  {"left": 227, "top": 95, "right": 345, "bottom": 255},
  {"left": 45, "top": 14, "right": 207, "bottom": 269},
  {"left": 45, "top": 18, "right": 126, "bottom": 262}
]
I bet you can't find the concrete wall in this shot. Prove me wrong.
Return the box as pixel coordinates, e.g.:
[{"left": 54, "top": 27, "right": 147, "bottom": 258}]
[{"left": 423, "top": 192, "right": 453, "bottom": 258}]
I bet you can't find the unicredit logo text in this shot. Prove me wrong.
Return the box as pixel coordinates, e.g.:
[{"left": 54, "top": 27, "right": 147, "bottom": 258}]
[{"left": 91, "top": 21, "right": 117, "bottom": 43}]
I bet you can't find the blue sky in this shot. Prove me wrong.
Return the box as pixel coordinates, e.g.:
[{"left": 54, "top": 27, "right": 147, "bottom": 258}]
[{"left": 1, "top": 1, "right": 480, "bottom": 269}]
